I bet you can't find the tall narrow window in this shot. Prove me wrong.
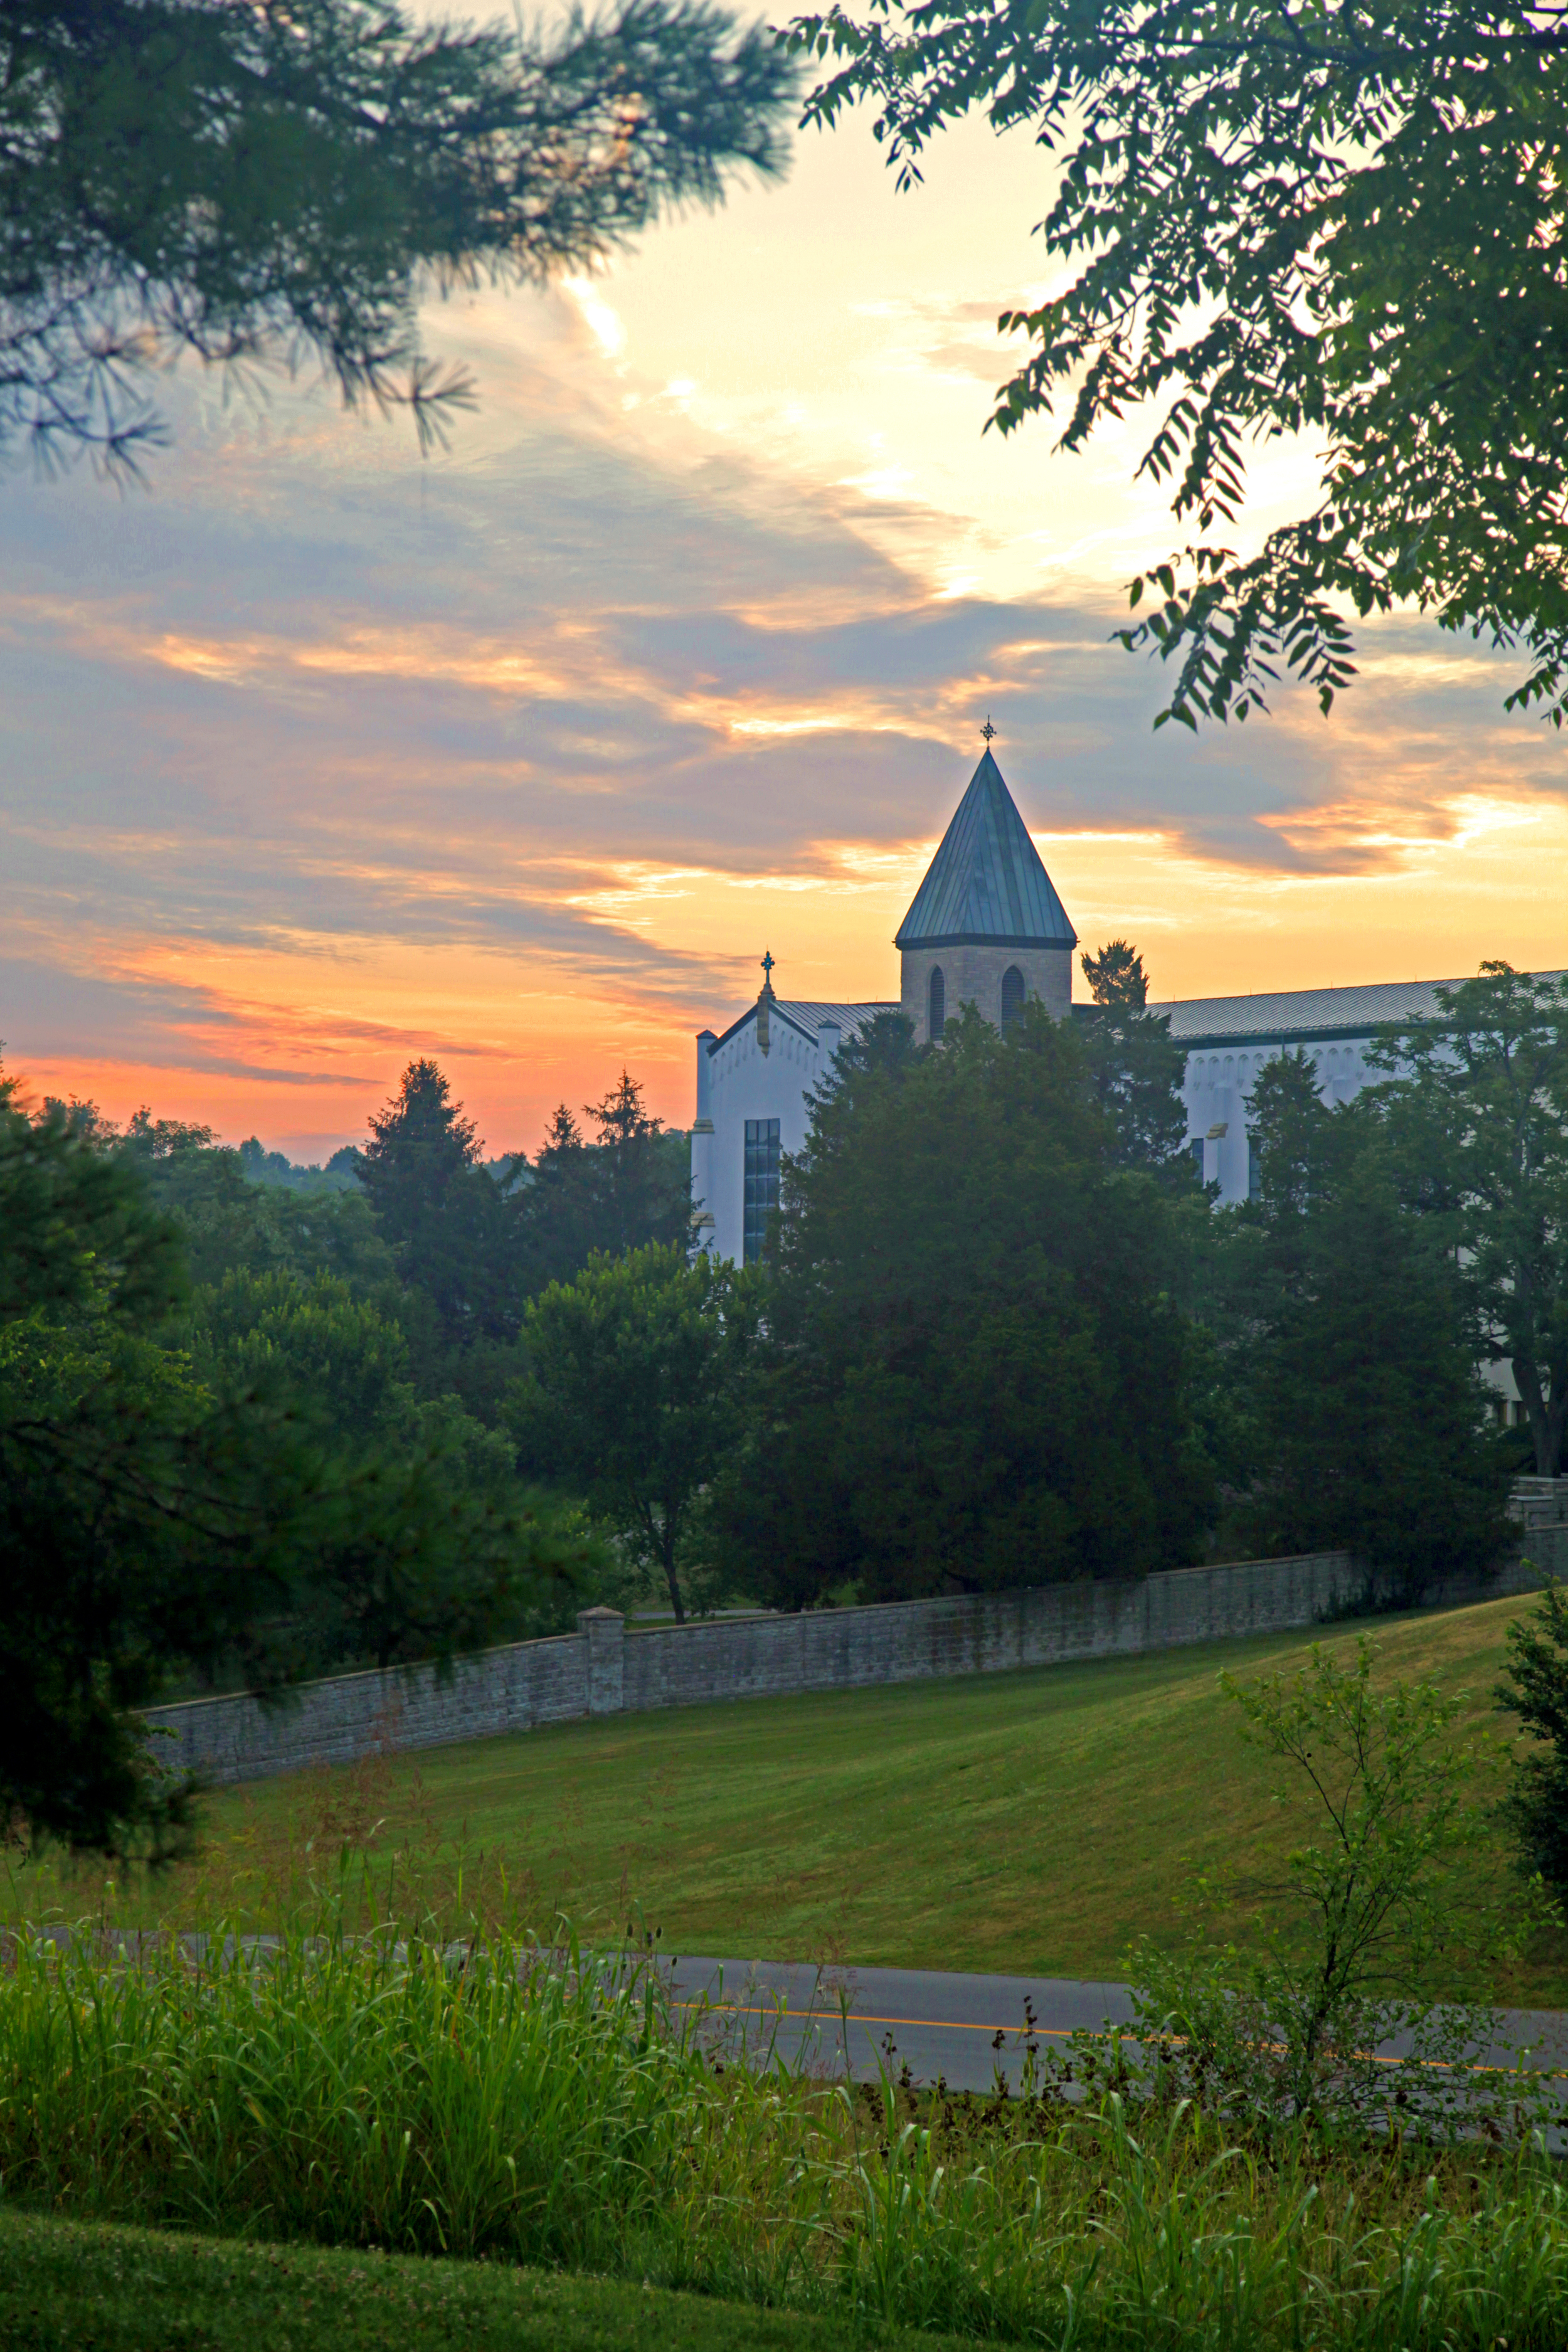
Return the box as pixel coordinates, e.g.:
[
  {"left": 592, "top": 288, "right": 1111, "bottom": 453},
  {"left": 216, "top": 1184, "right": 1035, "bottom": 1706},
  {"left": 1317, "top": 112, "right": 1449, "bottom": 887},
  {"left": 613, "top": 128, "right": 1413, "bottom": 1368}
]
[
  {"left": 743, "top": 1118, "right": 780, "bottom": 1263},
  {"left": 1248, "top": 1136, "right": 1263, "bottom": 1200},
  {"left": 1000, "top": 965, "right": 1026, "bottom": 1031},
  {"left": 1190, "top": 1136, "right": 1206, "bottom": 1182},
  {"left": 928, "top": 965, "right": 945, "bottom": 1042}
]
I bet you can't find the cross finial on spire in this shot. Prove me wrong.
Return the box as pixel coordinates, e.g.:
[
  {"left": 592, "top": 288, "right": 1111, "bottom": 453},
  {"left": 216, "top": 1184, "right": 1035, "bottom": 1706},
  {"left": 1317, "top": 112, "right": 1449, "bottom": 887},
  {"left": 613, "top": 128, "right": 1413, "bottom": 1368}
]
[
  {"left": 760, "top": 948, "right": 775, "bottom": 983},
  {"left": 981, "top": 715, "right": 996, "bottom": 744}
]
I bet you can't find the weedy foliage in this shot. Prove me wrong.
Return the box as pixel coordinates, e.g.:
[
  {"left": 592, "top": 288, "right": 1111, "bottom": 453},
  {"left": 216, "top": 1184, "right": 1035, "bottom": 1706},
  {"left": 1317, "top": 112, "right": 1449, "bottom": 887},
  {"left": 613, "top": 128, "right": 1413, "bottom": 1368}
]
[{"left": 4, "top": 1910, "right": 1568, "bottom": 2349}]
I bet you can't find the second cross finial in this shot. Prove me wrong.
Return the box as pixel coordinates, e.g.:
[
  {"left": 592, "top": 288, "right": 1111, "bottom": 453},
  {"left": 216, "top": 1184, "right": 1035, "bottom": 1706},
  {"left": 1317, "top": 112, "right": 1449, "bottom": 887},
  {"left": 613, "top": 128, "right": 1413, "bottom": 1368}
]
[
  {"left": 760, "top": 948, "right": 775, "bottom": 983},
  {"left": 981, "top": 715, "right": 997, "bottom": 744}
]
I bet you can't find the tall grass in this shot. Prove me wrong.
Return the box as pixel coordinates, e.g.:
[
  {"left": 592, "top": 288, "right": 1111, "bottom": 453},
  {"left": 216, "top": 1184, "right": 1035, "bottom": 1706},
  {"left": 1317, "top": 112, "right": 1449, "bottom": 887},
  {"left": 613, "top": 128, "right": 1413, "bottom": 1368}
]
[{"left": 3, "top": 1914, "right": 1568, "bottom": 2348}]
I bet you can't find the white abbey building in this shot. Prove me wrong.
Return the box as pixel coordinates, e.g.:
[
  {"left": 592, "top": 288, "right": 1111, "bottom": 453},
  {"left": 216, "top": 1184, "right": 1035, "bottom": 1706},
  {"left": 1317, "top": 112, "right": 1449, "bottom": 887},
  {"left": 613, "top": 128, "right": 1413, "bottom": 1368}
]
[{"left": 689, "top": 744, "right": 1544, "bottom": 1422}]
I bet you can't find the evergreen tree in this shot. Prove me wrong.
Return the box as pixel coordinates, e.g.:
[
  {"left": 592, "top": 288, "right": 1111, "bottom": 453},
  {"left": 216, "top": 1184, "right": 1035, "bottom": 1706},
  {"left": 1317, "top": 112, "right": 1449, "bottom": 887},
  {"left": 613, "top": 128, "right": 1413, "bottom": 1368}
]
[
  {"left": 583, "top": 1070, "right": 693, "bottom": 1260},
  {"left": 1495, "top": 1583, "right": 1568, "bottom": 1897},
  {"left": 517, "top": 1074, "right": 691, "bottom": 1288},
  {"left": 1079, "top": 940, "right": 1146, "bottom": 1008},
  {"left": 356, "top": 1059, "right": 523, "bottom": 1350},
  {"left": 3, "top": 0, "right": 793, "bottom": 475},
  {"left": 516, "top": 1106, "right": 600, "bottom": 1295},
  {"left": 1077, "top": 939, "right": 1194, "bottom": 1179}
]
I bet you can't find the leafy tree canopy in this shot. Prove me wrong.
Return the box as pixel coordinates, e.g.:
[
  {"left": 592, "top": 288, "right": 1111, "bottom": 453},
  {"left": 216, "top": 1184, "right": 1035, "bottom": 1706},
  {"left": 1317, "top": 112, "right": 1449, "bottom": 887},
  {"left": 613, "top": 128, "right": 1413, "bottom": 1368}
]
[
  {"left": 40, "top": 1091, "right": 396, "bottom": 1293},
  {"left": 1371, "top": 963, "right": 1568, "bottom": 1476},
  {"left": 0, "top": 1069, "right": 588, "bottom": 1857},
  {"left": 0, "top": 1074, "right": 292, "bottom": 1856},
  {"left": 791, "top": 0, "right": 1568, "bottom": 728},
  {"left": 3, "top": 0, "right": 795, "bottom": 476},
  {"left": 1210, "top": 1051, "right": 1509, "bottom": 1591},
  {"left": 719, "top": 1002, "right": 1212, "bottom": 1607},
  {"left": 510, "top": 1241, "right": 761, "bottom": 1621},
  {"left": 237, "top": 1136, "right": 359, "bottom": 1194}
]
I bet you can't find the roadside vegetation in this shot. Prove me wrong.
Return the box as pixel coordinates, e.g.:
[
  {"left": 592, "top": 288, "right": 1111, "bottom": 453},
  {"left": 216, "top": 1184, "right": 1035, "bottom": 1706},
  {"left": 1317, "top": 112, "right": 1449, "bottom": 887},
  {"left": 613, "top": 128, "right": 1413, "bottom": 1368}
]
[{"left": 3, "top": 1902, "right": 1568, "bottom": 2351}]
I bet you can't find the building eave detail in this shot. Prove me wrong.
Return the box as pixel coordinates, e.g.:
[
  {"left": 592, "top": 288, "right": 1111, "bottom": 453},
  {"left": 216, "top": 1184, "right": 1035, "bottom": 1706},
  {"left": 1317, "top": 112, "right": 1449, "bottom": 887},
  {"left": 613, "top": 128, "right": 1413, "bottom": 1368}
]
[{"left": 898, "top": 930, "right": 1078, "bottom": 952}]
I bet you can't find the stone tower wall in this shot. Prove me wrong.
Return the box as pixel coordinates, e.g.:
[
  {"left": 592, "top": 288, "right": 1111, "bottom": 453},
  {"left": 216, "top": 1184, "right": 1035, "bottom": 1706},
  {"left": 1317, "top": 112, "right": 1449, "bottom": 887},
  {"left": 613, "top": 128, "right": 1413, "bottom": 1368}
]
[{"left": 901, "top": 943, "right": 1073, "bottom": 1044}]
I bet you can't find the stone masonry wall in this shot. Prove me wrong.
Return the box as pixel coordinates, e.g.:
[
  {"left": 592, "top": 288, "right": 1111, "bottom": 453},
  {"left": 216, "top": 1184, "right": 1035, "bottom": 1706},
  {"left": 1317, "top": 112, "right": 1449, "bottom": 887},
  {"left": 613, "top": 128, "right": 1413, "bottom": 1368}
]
[
  {"left": 144, "top": 1534, "right": 1563, "bottom": 1790},
  {"left": 900, "top": 943, "right": 1073, "bottom": 1042}
]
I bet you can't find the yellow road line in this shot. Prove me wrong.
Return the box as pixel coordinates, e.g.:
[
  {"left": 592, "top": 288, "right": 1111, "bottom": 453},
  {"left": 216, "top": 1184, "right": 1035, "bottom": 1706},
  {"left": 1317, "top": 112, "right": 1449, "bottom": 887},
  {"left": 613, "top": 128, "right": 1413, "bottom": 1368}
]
[{"left": 673, "top": 2000, "right": 1568, "bottom": 2078}]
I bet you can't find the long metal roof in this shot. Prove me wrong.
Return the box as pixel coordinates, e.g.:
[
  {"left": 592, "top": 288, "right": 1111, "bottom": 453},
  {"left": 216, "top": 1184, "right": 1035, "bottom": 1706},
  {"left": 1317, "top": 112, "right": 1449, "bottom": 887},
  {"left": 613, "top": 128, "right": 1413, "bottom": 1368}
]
[
  {"left": 1153, "top": 972, "right": 1567, "bottom": 1050},
  {"left": 894, "top": 750, "right": 1077, "bottom": 951}
]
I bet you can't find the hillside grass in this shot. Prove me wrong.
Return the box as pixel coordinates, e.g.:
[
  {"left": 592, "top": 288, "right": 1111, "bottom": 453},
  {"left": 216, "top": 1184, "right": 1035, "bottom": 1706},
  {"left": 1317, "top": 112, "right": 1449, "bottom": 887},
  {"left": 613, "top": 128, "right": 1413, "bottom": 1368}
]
[
  {"left": 10, "top": 1592, "right": 1567, "bottom": 2001},
  {"left": 0, "top": 2211, "right": 961, "bottom": 2352}
]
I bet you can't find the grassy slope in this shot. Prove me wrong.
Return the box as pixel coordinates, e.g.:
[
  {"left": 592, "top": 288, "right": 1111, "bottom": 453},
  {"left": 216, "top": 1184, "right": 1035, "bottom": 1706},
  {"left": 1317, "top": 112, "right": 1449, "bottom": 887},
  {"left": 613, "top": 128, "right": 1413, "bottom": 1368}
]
[
  {"left": 0, "top": 2212, "right": 960, "bottom": 2352},
  {"left": 12, "top": 1594, "right": 1567, "bottom": 2001}
]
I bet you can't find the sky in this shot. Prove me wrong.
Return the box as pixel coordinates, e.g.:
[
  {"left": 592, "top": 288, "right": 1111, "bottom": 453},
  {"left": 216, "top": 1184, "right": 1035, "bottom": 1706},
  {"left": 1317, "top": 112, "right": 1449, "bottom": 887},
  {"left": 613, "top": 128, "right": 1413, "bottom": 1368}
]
[{"left": 4, "top": 98, "right": 1565, "bottom": 1162}]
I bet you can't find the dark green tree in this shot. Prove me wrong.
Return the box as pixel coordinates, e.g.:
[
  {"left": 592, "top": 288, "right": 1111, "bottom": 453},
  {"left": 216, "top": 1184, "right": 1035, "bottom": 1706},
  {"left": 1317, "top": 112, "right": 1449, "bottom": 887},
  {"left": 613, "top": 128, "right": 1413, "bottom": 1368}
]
[
  {"left": 1495, "top": 1581, "right": 1568, "bottom": 1896},
  {"left": 183, "top": 1265, "right": 589, "bottom": 1673},
  {"left": 3, "top": 0, "right": 793, "bottom": 475},
  {"left": 517, "top": 1074, "right": 692, "bottom": 1290},
  {"left": 1372, "top": 965, "right": 1568, "bottom": 1476},
  {"left": 0, "top": 1068, "right": 588, "bottom": 1855},
  {"left": 513, "top": 1106, "right": 600, "bottom": 1296},
  {"left": 189, "top": 1268, "right": 416, "bottom": 1452},
  {"left": 719, "top": 1002, "right": 1212, "bottom": 1608},
  {"left": 1214, "top": 1054, "right": 1508, "bottom": 1594},
  {"left": 0, "top": 1075, "right": 292, "bottom": 1856},
  {"left": 143, "top": 1133, "right": 398, "bottom": 1295},
  {"left": 1076, "top": 938, "right": 1194, "bottom": 1177},
  {"left": 1079, "top": 940, "right": 1145, "bottom": 1007},
  {"left": 356, "top": 1059, "right": 524, "bottom": 1350},
  {"left": 42, "top": 1097, "right": 397, "bottom": 1294},
  {"left": 791, "top": 0, "right": 1568, "bottom": 728},
  {"left": 509, "top": 1241, "right": 761, "bottom": 1621},
  {"left": 584, "top": 1069, "right": 694, "bottom": 1259}
]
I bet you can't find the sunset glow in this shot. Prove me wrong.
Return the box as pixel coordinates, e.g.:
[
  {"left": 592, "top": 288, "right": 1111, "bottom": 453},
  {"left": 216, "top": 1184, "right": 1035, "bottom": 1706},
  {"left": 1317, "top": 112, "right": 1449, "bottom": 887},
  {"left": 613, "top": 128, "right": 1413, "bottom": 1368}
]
[{"left": 4, "top": 105, "right": 1563, "bottom": 1160}]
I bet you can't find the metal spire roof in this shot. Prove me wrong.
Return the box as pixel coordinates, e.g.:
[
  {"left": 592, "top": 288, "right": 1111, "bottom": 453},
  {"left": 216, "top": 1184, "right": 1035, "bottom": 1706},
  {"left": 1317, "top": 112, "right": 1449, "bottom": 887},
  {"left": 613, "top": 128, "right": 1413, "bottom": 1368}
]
[{"left": 894, "top": 749, "right": 1077, "bottom": 951}]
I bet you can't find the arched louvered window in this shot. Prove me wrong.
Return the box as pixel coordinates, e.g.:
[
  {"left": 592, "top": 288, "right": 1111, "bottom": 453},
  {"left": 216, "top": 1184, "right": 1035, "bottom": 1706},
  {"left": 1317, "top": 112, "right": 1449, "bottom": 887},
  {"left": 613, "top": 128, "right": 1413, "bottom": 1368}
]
[
  {"left": 1000, "top": 965, "right": 1026, "bottom": 1031},
  {"left": 928, "top": 965, "right": 945, "bottom": 1042}
]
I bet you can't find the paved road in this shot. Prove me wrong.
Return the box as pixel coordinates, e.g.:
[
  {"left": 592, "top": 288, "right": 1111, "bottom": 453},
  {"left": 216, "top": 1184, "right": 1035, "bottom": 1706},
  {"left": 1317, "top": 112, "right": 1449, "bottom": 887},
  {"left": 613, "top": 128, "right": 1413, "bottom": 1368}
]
[{"left": 667, "top": 1954, "right": 1568, "bottom": 2098}]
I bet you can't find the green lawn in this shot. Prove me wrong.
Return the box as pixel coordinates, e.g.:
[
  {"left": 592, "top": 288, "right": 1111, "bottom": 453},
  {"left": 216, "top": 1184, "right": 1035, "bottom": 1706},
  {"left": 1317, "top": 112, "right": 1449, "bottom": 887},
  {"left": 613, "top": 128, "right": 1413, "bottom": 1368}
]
[
  {"left": 13, "top": 1592, "right": 1567, "bottom": 2001},
  {"left": 0, "top": 2212, "right": 963, "bottom": 2352}
]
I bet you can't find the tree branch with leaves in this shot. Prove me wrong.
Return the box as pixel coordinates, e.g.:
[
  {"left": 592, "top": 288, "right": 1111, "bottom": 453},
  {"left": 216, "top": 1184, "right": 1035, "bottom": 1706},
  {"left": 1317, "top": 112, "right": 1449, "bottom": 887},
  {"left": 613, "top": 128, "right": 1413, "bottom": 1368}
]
[{"left": 790, "top": 0, "right": 1568, "bottom": 728}]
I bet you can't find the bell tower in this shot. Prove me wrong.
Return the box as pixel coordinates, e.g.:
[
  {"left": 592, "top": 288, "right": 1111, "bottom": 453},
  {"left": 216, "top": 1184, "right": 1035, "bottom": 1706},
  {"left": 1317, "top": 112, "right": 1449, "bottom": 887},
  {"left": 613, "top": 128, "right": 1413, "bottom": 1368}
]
[{"left": 894, "top": 731, "right": 1077, "bottom": 1044}]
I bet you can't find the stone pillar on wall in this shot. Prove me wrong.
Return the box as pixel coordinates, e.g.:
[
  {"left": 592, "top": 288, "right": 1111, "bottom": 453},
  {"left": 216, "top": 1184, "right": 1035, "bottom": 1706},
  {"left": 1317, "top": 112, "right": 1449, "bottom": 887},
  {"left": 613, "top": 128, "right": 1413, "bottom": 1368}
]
[{"left": 578, "top": 1606, "right": 625, "bottom": 1714}]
